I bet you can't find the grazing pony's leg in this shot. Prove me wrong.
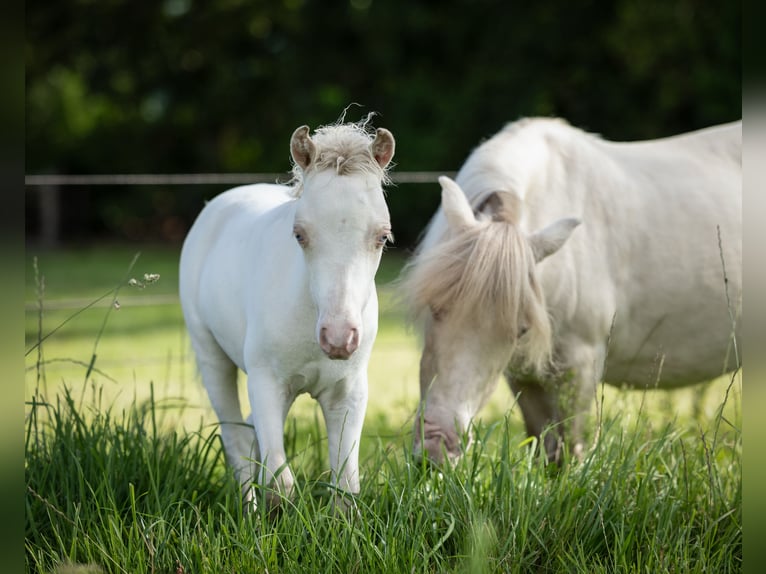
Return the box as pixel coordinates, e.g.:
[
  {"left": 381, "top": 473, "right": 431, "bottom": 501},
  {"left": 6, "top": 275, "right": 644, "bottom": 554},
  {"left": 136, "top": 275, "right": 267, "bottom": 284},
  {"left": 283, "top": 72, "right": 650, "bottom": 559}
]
[
  {"left": 506, "top": 373, "right": 563, "bottom": 461},
  {"left": 190, "top": 330, "right": 259, "bottom": 504},
  {"left": 318, "top": 374, "right": 368, "bottom": 501},
  {"left": 506, "top": 339, "right": 605, "bottom": 462},
  {"left": 558, "top": 340, "right": 606, "bottom": 459}
]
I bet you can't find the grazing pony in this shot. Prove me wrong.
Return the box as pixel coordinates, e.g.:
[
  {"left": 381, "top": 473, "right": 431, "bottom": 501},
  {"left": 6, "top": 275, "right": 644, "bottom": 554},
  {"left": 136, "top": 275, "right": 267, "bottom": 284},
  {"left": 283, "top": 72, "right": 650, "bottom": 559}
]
[
  {"left": 180, "top": 119, "right": 395, "bottom": 508},
  {"left": 400, "top": 117, "right": 741, "bottom": 463}
]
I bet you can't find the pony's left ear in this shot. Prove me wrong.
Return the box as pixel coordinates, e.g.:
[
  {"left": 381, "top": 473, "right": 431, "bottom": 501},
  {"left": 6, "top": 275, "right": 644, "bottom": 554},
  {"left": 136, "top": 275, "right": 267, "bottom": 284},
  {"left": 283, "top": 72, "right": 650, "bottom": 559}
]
[
  {"left": 290, "top": 125, "right": 316, "bottom": 170},
  {"left": 440, "top": 176, "right": 476, "bottom": 231},
  {"left": 529, "top": 217, "right": 581, "bottom": 262},
  {"left": 371, "top": 128, "right": 395, "bottom": 168}
]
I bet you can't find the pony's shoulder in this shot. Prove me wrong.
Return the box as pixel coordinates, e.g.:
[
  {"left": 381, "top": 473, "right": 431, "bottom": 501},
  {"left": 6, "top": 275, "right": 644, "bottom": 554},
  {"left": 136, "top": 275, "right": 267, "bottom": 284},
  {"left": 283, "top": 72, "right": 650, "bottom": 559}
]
[
  {"left": 499, "top": 117, "right": 578, "bottom": 140},
  {"left": 201, "top": 183, "right": 294, "bottom": 218},
  {"left": 459, "top": 117, "right": 591, "bottom": 191},
  {"left": 486, "top": 117, "right": 598, "bottom": 158},
  {"left": 502, "top": 116, "right": 570, "bottom": 131},
  {"left": 216, "top": 183, "right": 293, "bottom": 203}
]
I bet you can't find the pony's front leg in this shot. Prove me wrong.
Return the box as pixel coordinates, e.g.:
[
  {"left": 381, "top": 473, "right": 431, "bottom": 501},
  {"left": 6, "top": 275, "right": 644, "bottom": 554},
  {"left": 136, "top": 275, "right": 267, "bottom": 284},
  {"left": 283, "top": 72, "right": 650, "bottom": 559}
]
[
  {"left": 506, "top": 373, "right": 563, "bottom": 462},
  {"left": 507, "top": 339, "right": 605, "bottom": 462},
  {"left": 556, "top": 340, "right": 606, "bottom": 459},
  {"left": 318, "top": 376, "right": 368, "bottom": 505},
  {"left": 246, "top": 368, "right": 294, "bottom": 511},
  {"left": 192, "top": 338, "right": 259, "bottom": 503}
]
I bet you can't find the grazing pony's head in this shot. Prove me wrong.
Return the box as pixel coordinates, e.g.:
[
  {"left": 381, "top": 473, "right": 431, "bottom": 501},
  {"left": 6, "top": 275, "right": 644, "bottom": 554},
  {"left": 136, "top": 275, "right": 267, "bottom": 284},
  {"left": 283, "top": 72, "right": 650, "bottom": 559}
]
[{"left": 401, "top": 176, "right": 580, "bottom": 462}]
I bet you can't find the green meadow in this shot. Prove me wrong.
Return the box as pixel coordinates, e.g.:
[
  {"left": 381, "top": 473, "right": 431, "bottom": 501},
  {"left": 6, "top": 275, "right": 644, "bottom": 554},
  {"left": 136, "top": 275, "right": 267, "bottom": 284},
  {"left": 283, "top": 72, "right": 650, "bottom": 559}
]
[
  {"left": 25, "top": 245, "right": 426, "bottom": 432},
  {"left": 25, "top": 245, "right": 741, "bottom": 573}
]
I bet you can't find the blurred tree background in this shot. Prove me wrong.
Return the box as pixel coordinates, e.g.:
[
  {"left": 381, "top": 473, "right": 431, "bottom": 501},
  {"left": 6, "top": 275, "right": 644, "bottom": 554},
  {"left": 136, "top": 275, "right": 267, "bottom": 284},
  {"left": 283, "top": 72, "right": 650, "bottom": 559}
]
[{"left": 26, "top": 0, "right": 740, "bottom": 250}]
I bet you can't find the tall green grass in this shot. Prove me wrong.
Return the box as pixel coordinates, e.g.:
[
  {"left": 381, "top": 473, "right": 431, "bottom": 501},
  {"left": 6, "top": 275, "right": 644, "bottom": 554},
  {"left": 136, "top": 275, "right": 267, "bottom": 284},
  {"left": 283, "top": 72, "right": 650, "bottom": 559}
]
[
  {"left": 25, "top": 248, "right": 742, "bottom": 573},
  {"left": 26, "top": 376, "right": 741, "bottom": 573}
]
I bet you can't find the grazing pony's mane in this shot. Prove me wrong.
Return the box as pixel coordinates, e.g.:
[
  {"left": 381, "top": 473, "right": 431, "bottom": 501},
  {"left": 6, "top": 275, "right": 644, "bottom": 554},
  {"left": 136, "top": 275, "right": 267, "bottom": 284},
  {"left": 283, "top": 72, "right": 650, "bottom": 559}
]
[
  {"left": 400, "top": 207, "right": 553, "bottom": 373},
  {"left": 399, "top": 118, "right": 588, "bottom": 374},
  {"left": 289, "top": 117, "right": 393, "bottom": 197}
]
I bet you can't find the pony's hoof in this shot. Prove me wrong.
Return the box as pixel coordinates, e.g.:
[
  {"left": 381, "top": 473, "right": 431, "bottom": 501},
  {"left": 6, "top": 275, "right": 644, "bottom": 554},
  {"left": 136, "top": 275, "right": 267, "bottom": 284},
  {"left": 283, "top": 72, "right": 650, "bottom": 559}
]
[{"left": 332, "top": 492, "right": 361, "bottom": 520}]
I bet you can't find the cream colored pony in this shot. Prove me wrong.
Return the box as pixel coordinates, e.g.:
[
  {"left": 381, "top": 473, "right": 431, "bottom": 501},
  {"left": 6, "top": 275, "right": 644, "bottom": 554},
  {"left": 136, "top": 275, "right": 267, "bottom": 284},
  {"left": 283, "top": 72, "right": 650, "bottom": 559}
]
[
  {"left": 180, "top": 119, "right": 395, "bottom": 509},
  {"left": 401, "top": 117, "right": 741, "bottom": 463}
]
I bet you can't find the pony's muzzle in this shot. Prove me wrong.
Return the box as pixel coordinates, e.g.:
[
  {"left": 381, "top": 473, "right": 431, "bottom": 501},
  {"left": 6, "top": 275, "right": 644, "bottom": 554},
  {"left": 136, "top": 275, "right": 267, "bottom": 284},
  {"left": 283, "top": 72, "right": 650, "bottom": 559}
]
[
  {"left": 319, "top": 326, "right": 359, "bottom": 360},
  {"left": 412, "top": 416, "right": 464, "bottom": 464}
]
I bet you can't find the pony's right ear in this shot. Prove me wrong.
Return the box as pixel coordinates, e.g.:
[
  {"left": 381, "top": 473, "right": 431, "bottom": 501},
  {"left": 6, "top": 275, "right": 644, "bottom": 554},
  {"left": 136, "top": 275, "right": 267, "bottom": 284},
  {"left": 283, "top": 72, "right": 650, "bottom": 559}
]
[
  {"left": 529, "top": 217, "right": 581, "bottom": 262},
  {"left": 290, "top": 125, "right": 316, "bottom": 170},
  {"left": 439, "top": 176, "right": 476, "bottom": 231},
  {"left": 371, "top": 128, "right": 396, "bottom": 168}
]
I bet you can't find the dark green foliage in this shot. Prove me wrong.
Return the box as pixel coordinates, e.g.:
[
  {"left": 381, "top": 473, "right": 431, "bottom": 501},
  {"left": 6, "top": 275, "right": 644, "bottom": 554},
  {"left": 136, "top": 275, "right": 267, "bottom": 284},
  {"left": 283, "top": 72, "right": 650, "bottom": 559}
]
[{"left": 25, "top": 0, "right": 740, "bottom": 248}]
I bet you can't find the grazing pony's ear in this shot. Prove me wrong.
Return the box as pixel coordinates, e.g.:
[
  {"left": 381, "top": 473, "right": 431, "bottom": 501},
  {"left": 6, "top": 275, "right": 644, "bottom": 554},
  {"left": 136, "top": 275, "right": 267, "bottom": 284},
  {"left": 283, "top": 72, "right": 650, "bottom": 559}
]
[
  {"left": 290, "top": 125, "right": 316, "bottom": 170},
  {"left": 475, "top": 191, "right": 522, "bottom": 224},
  {"left": 529, "top": 217, "right": 581, "bottom": 262},
  {"left": 439, "top": 176, "right": 476, "bottom": 231},
  {"left": 371, "top": 128, "right": 396, "bottom": 168}
]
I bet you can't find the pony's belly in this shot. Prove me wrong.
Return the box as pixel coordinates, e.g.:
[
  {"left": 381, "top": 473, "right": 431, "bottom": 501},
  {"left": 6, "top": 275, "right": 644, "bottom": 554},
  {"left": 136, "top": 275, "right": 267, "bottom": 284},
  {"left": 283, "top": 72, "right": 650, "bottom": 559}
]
[
  {"left": 603, "top": 331, "right": 736, "bottom": 388},
  {"left": 599, "top": 281, "right": 739, "bottom": 387}
]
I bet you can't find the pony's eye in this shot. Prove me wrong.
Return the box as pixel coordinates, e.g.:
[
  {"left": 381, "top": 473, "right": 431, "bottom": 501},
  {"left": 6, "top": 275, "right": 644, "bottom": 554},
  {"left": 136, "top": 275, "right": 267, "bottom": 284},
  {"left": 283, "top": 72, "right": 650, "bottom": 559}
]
[
  {"left": 376, "top": 230, "right": 393, "bottom": 249},
  {"left": 293, "top": 225, "right": 308, "bottom": 247},
  {"left": 430, "top": 306, "right": 445, "bottom": 322}
]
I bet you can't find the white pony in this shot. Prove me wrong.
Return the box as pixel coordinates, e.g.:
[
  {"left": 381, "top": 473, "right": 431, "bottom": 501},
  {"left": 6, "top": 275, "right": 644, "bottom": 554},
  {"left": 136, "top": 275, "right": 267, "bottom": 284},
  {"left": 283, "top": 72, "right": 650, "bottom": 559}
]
[
  {"left": 401, "top": 117, "right": 741, "bottom": 463},
  {"left": 179, "top": 119, "right": 395, "bottom": 508}
]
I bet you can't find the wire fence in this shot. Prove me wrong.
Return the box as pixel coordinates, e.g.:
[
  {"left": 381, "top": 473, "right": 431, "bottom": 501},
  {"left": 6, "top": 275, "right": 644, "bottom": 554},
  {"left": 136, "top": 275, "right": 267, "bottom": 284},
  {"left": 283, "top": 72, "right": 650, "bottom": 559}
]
[
  {"left": 26, "top": 171, "right": 448, "bottom": 309},
  {"left": 24, "top": 294, "right": 179, "bottom": 312},
  {"left": 25, "top": 171, "right": 452, "bottom": 188}
]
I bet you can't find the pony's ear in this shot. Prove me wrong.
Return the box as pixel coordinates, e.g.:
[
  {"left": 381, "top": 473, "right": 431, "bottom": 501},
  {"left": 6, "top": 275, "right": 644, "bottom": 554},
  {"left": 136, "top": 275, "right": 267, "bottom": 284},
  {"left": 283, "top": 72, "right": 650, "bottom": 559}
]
[
  {"left": 529, "top": 217, "right": 581, "bottom": 262},
  {"left": 371, "top": 128, "right": 395, "bottom": 168},
  {"left": 290, "top": 125, "right": 316, "bottom": 170},
  {"left": 439, "top": 176, "right": 476, "bottom": 231},
  {"left": 476, "top": 191, "right": 522, "bottom": 224}
]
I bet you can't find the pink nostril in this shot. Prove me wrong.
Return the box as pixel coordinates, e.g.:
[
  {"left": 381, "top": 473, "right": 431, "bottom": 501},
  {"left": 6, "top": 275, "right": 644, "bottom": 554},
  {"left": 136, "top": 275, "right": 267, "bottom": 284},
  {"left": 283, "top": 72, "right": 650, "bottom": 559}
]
[
  {"left": 347, "top": 328, "right": 359, "bottom": 353},
  {"left": 319, "top": 327, "right": 330, "bottom": 351},
  {"left": 320, "top": 326, "right": 359, "bottom": 359}
]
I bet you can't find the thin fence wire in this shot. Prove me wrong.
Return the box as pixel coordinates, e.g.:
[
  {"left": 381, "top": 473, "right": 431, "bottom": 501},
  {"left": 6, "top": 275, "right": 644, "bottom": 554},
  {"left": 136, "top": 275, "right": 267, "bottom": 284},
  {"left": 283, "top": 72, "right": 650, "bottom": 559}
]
[
  {"left": 24, "top": 294, "right": 179, "bottom": 311},
  {"left": 24, "top": 171, "right": 447, "bottom": 307},
  {"left": 25, "top": 171, "right": 452, "bottom": 188}
]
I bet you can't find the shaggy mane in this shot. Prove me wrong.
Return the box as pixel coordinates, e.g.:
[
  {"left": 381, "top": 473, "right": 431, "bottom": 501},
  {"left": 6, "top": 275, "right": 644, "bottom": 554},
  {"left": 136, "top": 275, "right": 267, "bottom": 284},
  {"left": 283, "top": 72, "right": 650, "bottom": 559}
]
[
  {"left": 289, "top": 114, "right": 392, "bottom": 196},
  {"left": 400, "top": 218, "right": 553, "bottom": 373}
]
